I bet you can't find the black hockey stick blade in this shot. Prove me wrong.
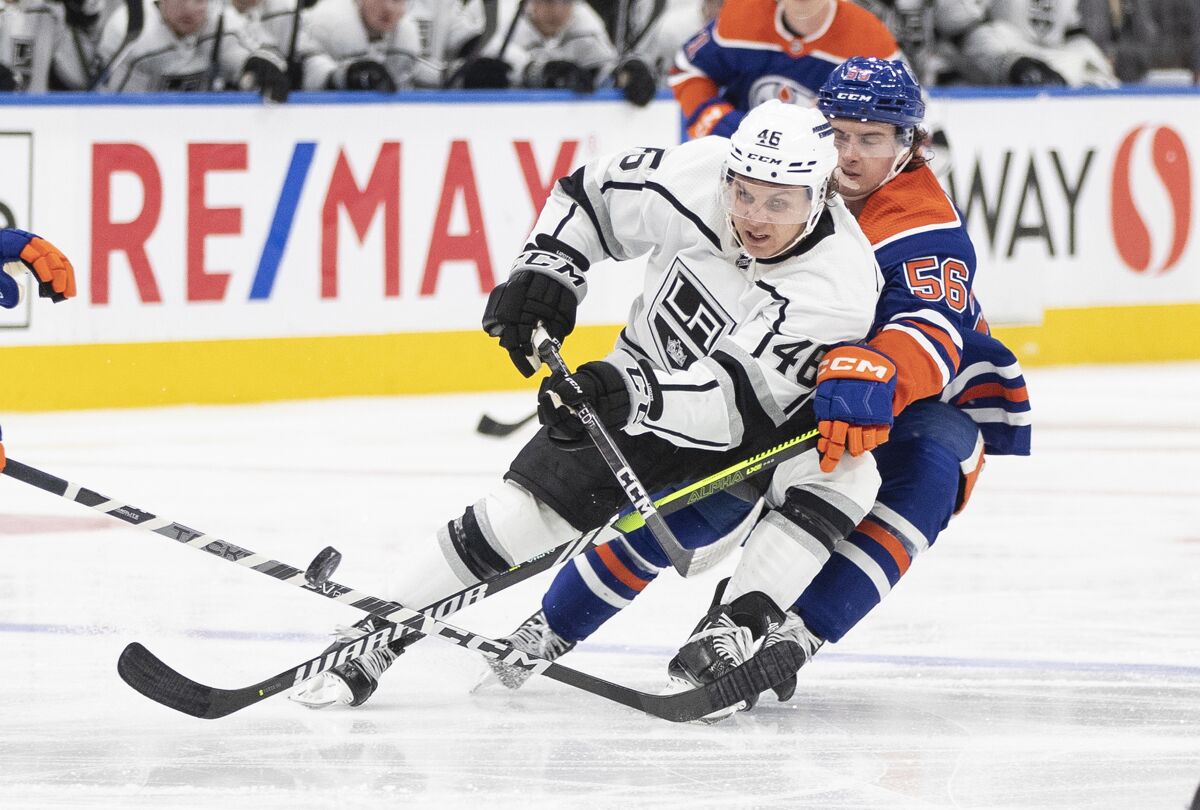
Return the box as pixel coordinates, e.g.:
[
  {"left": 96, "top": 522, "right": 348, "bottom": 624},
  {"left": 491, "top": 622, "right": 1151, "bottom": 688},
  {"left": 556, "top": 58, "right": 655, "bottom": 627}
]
[
  {"left": 476, "top": 410, "right": 537, "bottom": 437},
  {"left": 118, "top": 642, "right": 247, "bottom": 719}
]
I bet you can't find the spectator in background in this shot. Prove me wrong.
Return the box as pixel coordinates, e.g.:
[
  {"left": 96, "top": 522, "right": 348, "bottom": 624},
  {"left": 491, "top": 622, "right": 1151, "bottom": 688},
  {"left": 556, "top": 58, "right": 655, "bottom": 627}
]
[
  {"left": 97, "top": 0, "right": 290, "bottom": 98},
  {"left": 643, "top": 0, "right": 722, "bottom": 81},
  {"left": 1082, "top": 0, "right": 1200, "bottom": 84},
  {"left": 983, "top": 0, "right": 1116, "bottom": 86},
  {"left": 0, "top": 0, "right": 104, "bottom": 90},
  {"left": 304, "top": 0, "right": 419, "bottom": 90},
  {"left": 671, "top": 0, "right": 900, "bottom": 140},
  {"left": 229, "top": 0, "right": 337, "bottom": 91},
  {"left": 406, "top": 0, "right": 486, "bottom": 88},
  {"left": 462, "top": 0, "right": 616, "bottom": 91}
]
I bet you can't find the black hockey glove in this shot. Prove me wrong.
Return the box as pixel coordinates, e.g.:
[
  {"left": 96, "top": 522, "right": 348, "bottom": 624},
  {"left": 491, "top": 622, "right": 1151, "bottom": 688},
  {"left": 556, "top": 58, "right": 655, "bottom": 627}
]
[
  {"left": 537, "top": 355, "right": 661, "bottom": 442},
  {"left": 330, "top": 59, "right": 397, "bottom": 92},
  {"left": 1008, "top": 56, "right": 1067, "bottom": 86},
  {"left": 538, "top": 362, "right": 627, "bottom": 441},
  {"left": 613, "top": 58, "right": 657, "bottom": 107},
  {"left": 539, "top": 60, "right": 595, "bottom": 93},
  {"left": 460, "top": 56, "right": 512, "bottom": 89},
  {"left": 240, "top": 54, "right": 289, "bottom": 103},
  {"left": 483, "top": 270, "right": 579, "bottom": 377}
]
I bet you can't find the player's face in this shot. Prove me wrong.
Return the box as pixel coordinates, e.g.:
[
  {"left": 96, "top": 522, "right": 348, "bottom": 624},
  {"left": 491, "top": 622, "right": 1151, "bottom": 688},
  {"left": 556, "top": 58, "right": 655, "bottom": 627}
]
[
  {"left": 723, "top": 174, "right": 813, "bottom": 258},
  {"left": 358, "top": 0, "right": 406, "bottom": 36},
  {"left": 528, "top": 0, "right": 574, "bottom": 37},
  {"left": 158, "top": 0, "right": 209, "bottom": 37},
  {"left": 832, "top": 119, "right": 905, "bottom": 198}
]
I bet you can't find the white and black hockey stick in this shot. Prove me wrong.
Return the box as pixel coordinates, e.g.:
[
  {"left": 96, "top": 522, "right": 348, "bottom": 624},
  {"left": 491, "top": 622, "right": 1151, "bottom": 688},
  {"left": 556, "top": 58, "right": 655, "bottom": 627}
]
[
  {"left": 0, "top": 427, "right": 816, "bottom": 720},
  {"left": 534, "top": 328, "right": 698, "bottom": 576},
  {"left": 1, "top": 461, "right": 800, "bottom": 722}
]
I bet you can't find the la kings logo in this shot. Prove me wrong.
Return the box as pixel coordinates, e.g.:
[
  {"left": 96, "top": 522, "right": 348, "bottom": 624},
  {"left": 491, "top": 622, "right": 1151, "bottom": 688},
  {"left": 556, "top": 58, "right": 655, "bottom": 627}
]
[{"left": 648, "top": 258, "right": 734, "bottom": 370}]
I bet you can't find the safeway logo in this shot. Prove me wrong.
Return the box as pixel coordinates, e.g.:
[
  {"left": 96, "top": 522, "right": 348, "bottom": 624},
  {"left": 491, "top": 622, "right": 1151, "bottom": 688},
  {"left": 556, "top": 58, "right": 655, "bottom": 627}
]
[{"left": 1111, "top": 125, "right": 1191, "bottom": 275}]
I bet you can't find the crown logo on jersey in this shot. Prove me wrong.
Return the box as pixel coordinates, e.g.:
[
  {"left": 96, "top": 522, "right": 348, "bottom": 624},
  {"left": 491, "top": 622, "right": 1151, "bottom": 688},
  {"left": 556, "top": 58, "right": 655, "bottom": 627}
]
[{"left": 844, "top": 67, "right": 874, "bottom": 81}]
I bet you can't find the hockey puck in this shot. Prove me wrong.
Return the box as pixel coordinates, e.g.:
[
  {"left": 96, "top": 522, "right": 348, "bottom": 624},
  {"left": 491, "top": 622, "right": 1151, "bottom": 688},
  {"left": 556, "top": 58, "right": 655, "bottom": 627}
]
[{"left": 305, "top": 545, "right": 342, "bottom": 587}]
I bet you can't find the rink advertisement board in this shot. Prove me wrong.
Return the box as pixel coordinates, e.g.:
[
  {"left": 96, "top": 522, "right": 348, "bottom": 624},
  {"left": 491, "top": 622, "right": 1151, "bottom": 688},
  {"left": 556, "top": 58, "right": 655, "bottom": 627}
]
[{"left": 0, "top": 89, "right": 1197, "bottom": 409}]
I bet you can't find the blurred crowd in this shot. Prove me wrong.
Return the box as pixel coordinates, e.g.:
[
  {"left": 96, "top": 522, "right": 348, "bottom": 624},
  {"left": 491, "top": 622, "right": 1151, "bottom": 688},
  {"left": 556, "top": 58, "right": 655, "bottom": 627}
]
[{"left": 0, "top": 0, "right": 1195, "bottom": 100}]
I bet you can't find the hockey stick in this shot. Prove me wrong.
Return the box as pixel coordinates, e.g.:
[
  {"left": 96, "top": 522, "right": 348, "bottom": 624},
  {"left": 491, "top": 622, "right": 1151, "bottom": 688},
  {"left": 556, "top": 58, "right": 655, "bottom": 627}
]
[
  {"left": 87, "top": 0, "right": 145, "bottom": 90},
  {"left": 1, "top": 427, "right": 816, "bottom": 719},
  {"left": 476, "top": 409, "right": 537, "bottom": 437},
  {"left": 534, "top": 327, "right": 696, "bottom": 576},
  {"left": 0, "top": 458, "right": 801, "bottom": 722}
]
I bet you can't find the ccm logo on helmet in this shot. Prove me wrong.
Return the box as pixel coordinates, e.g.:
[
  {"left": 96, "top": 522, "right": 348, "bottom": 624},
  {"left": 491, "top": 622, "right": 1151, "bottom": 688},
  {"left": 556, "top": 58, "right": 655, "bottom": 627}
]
[
  {"left": 819, "top": 356, "right": 892, "bottom": 379},
  {"left": 746, "top": 152, "right": 784, "bottom": 164},
  {"left": 834, "top": 92, "right": 873, "bottom": 102}
]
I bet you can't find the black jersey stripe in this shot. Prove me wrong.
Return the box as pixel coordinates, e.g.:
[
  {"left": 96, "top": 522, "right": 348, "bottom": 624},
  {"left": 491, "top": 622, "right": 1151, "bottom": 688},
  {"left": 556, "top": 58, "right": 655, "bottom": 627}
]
[{"left": 599, "top": 180, "right": 722, "bottom": 249}]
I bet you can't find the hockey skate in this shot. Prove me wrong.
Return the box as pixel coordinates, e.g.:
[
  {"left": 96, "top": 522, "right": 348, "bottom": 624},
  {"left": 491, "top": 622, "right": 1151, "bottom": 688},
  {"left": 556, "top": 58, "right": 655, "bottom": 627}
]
[
  {"left": 290, "top": 617, "right": 411, "bottom": 709},
  {"left": 475, "top": 609, "right": 576, "bottom": 691},
  {"left": 758, "top": 609, "right": 824, "bottom": 702},
  {"left": 666, "top": 600, "right": 757, "bottom": 723}
]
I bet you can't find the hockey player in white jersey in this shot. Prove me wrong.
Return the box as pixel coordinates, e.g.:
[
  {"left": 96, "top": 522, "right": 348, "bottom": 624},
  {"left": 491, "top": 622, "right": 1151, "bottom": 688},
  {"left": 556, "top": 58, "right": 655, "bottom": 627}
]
[
  {"left": 0, "top": 0, "right": 105, "bottom": 90},
  {"left": 463, "top": 0, "right": 616, "bottom": 90},
  {"left": 303, "top": 0, "right": 420, "bottom": 90},
  {"left": 986, "top": 0, "right": 1116, "bottom": 86},
  {"left": 292, "top": 100, "right": 885, "bottom": 716},
  {"left": 406, "top": 0, "right": 486, "bottom": 88},
  {"left": 97, "top": 0, "right": 289, "bottom": 98},
  {"left": 228, "top": 0, "right": 336, "bottom": 91}
]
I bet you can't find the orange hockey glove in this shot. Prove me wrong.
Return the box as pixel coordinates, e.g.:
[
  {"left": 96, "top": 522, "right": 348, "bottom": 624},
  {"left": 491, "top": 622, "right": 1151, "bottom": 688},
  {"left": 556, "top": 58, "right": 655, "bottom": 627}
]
[
  {"left": 0, "top": 228, "right": 77, "bottom": 306},
  {"left": 813, "top": 344, "right": 898, "bottom": 473}
]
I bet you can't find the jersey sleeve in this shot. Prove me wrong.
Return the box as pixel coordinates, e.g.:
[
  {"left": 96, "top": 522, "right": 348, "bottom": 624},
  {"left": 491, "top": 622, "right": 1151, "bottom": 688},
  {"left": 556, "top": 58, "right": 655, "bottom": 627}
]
[
  {"left": 514, "top": 143, "right": 684, "bottom": 302},
  {"left": 668, "top": 21, "right": 745, "bottom": 139},
  {"left": 867, "top": 232, "right": 978, "bottom": 413}
]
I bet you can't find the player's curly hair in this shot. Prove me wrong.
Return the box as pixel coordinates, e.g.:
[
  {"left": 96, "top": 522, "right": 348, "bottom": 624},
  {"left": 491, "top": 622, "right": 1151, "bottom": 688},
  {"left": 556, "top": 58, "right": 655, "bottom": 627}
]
[{"left": 902, "top": 126, "right": 933, "bottom": 172}]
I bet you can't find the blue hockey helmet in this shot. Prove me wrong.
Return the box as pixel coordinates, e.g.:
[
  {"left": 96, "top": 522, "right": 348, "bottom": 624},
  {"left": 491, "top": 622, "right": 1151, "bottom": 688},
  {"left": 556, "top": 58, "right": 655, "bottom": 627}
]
[{"left": 817, "top": 57, "right": 925, "bottom": 129}]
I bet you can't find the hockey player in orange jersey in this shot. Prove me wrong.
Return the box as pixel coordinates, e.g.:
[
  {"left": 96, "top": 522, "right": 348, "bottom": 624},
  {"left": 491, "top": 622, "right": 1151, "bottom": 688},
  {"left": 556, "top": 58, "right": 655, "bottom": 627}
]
[
  {"left": 670, "top": 0, "right": 901, "bottom": 139},
  {"left": 0, "top": 227, "right": 77, "bottom": 473}
]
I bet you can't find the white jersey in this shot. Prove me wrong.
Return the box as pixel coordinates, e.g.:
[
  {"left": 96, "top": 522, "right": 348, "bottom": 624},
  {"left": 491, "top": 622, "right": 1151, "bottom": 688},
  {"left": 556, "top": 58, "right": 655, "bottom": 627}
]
[
  {"left": 0, "top": 0, "right": 106, "bottom": 90},
  {"left": 406, "top": 0, "right": 485, "bottom": 88},
  {"left": 485, "top": 0, "right": 617, "bottom": 85},
  {"left": 520, "top": 136, "right": 882, "bottom": 452},
  {"left": 988, "top": 0, "right": 1115, "bottom": 85},
  {"left": 98, "top": 3, "right": 264, "bottom": 91},
  {"left": 304, "top": 0, "right": 420, "bottom": 89},
  {"left": 641, "top": 2, "right": 710, "bottom": 80},
  {"left": 232, "top": 0, "right": 335, "bottom": 90}
]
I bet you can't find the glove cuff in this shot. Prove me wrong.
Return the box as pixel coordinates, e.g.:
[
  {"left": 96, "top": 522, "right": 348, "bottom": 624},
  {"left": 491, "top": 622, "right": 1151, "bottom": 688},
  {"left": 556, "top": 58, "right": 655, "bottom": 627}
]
[
  {"left": 816, "top": 344, "right": 896, "bottom": 384},
  {"left": 606, "top": 350, "right": 662, "bottom": 427},
  {"left": 509, "top": 249, "right": 588, "bottom": 303}
]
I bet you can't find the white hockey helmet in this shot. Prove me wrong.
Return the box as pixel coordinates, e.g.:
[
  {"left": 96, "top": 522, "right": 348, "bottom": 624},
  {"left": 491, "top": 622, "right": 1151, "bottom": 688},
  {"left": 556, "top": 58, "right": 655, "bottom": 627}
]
[{"left": 723, "top": 100, "right": 838, "bottom": 256}]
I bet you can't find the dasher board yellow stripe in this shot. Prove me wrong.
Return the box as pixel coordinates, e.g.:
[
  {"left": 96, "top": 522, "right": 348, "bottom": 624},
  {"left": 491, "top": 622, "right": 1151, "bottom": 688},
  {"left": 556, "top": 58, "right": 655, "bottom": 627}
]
[
  {"left": 991, "top": 302, "right": 1200, "bottom": 367},
  {"left": 2, "top": 302, "right": 1198, "bottom": 411},
  {"left": 0, "top": 325, "right": 623, "bottom": 412}
]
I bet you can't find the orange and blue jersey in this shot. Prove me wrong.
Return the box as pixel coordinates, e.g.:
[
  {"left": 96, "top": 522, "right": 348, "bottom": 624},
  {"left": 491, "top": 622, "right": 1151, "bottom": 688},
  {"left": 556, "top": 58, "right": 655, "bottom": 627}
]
[
  {"left": 670, "top": 0, "right": 900, "bottom": 139},
  {"left": 858, "top": 164, "right": 1031, "bottom": 456}
]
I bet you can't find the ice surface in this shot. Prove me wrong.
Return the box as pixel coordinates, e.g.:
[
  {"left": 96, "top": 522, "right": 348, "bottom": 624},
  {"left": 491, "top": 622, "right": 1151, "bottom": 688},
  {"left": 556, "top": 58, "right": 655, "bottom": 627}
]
[{"left": 2, "top": 363, "right": 1199, "bottom": 809}]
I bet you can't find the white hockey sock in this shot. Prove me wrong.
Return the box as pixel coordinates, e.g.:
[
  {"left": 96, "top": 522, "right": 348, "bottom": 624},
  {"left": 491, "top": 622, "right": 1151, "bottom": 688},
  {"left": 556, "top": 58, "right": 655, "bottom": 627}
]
[
  {"left": 724, "top": 510, "right": 833, "bottom": 612},
  {"left": 382, "top": 480, "right": 578, "bottom": 609}
]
